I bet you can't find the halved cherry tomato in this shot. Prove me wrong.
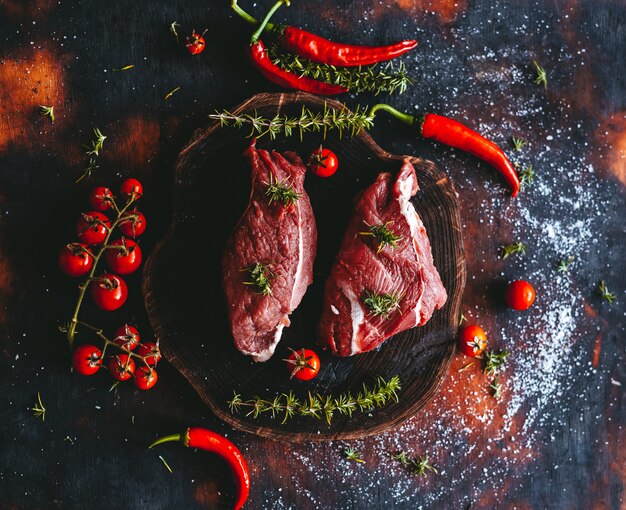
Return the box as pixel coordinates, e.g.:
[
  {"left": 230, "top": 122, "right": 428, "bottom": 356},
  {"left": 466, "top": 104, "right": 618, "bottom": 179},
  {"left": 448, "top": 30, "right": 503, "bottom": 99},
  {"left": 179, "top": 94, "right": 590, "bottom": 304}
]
[
  {"left": 120, "top": 178, "right": 143, "bottom": 202},
  {"left": 118, "top": 209, "right": 146, "bottom": 238},
  {"left": 76, "top": 211, "right": 111, "bottom": 245},
  {"left": 59, "top": 243, "right": 93, "bottom": 277},
  {"left": 186, "top": 30, "right": 206, "bottom": 55},
  {"left": 72, "top": 344, "right": 103, "bottom": 375},
  {"left": 309, "top": 147, "right": 339, "bottom": 178},
  {"left": 105, "top": 238, "right": 142, "bottom": 274},
  {"left": 284, "top": 348, "right": 320, "bottom": 380},
  {"left": 136, "top": 342, "right": 161, "bottom": 366},
  {"left": 91, "top": 274, "right": 128, "bottom": 311},
  {"left": 88, "top": 187, "right": 115, "bottom": 211},
  {"left": 505, "top": 280, "right": 536, "bottom": 310},
  {"left": 108, "top": 354, "right": 135, "bottom": 381},
  {"left": 113, "top": 324, "right": 140, "bottom": 351},
  {"left": 459, "top": 325, "right": 487, "bottom": 357},
  {"left": 134, "top": 366, "right": 158, "bottom": 390}
]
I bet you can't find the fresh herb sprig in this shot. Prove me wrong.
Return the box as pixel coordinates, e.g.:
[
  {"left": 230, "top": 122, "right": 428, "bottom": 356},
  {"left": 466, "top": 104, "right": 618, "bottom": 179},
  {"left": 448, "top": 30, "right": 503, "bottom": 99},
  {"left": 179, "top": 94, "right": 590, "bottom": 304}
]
[
  {"left": 265, "top": 174, "right": 301, "bottom": 206},
  {"left": 243, "top": 262, "right": 275, "bottom": 296},
  {"left": 519, "top": 164, "right": 535, "bottom": 190},
  {"left": 268, "top": 45, "right": 413, "bottom": 96},
  {"left": 343, "top": 446, "right": 366, "bottom": 463},
  {"left": 39, "top": 105, "right": 55, "bottom": 123},
  {"left": 228, "top": 376, "right": 401, "bottom": 425},
  {"left": 362, "top": 290, "right": 401, "bottom": 319},
  {"left": 490, "top": 377, "right": 502, "bottom": 399},
  {"left": 169, "top": 21, "right": 181, "bottom": 42},
  {"left": 393, "top": 451, "right": 438, "bottom": 476},
  {"left": 499, "top": 242, "right": 526, "bottom": 259},
  {"left": 557, "top": 255, "right": 575, "bottom": 273},
  {"left": 597, "top": 280, "right": 616, "bottom": 304},
  {"left": 533, "top": 61, "right": 548, "bottom": 88},
  {"left": 483, "top": 350, "right": 509, "bottom": 376},
  {"left": 85, "top": 128, "right": 107, "bottom": 157},
  {"left": 31, "top": 392, "right": 46, "bottom": 422},
  {"left": 511, "top": 136, "right": 526, "bottom": 151},
  {"left": 360, "top": 222, "right": 403, "bottom": 253},
  {"left": 209, "top": 104, "right": 375, "bottom": 140}
]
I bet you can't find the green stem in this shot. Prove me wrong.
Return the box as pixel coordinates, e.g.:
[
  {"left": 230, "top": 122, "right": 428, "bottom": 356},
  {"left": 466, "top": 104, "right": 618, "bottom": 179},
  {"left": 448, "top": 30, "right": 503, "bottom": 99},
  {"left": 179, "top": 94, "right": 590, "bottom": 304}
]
[
  {"left": 370, "top": 104, "right": 415, "bottom": 126},
  {"left": 250, "top": 0, "right": 289, "bottom": 44},
  {"left": 231, "top": 0, "right": 262, "bottom": 26},
  {"left": 148, "top": 433, "right": 183, "bottom": 449}
]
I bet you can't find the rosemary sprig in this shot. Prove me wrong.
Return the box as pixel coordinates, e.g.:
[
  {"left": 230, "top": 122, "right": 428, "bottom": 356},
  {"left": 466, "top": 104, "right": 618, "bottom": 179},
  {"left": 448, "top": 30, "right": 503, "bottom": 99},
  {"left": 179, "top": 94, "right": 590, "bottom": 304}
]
[
  {"left": 169, "top": 21, "right": 181, "bottom": 42},
  {"left": 597, "top": 280, "right": 615, "bottom": 304},
  {"left": 499, "top": 242, "right": 526, "bottom": 259},
  {"left": 243, "top": 262, "right": 275, "bottom": 296},
  {"left": 511, "top": 136, "right": 526, "bottom": 151},
  {"left": 31, "top": 392, "right": 46, "bottom": 422},
  {"left": 557, "top": 255, "right": 575, "bottom": 274},
  {"left": 362, "top": 290, "right": 401, "bottom": 319},
  {"left": 209, "top": 103, "right": 375, "bottom": 141},
  {"left": 76, "top": 158, "right": 100, "bottom": 184},
  {"left": 533, "top": 61, "right": 548, "bottom": 89},
  {"left": 519, "top": 164, "right": 535, "bottom": 190},
  {"left": 85, "top": 127, "right": 106, "bottom": 157},
  {"left": 483, "top": 350, "right": 510, "bottom": 376},
  {"left": 393, "top": 451, "right": 438, "bottom": 476},
  {"left": 344, "top": 446, "right": 366, "bottom": 464},
  {"left": 39, "top": 105, "right": 55, "bottom": 122},
  {"left": 268, "top": 44, "right": 413, "bottom": 96},
  {"left": 359, "top": 222, "right": 403, "bottom": 253},
  {"left": 265, "top": 174, "right": 301, "bottom": 206},
  {"left": 490, "top": 377, "right": 502, "bottom": 399},
  {"left": 228, "top": 376, "right": 401, "bottom": 425}
]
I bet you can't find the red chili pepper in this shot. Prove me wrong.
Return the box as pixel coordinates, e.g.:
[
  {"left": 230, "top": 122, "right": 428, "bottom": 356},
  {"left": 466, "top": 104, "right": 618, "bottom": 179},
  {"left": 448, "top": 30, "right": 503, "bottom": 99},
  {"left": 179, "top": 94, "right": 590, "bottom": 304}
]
[
  {"left": 232, "top": 1, "right": 418, "bottom": 67},
  {"left": 246, "top": 0, "right": 348, "bottom": 95},
  {"left": 149, "top": 427, "right": 250, "bottom": 510},
  {"left": 370, "top": 104, "right": 520, "bottom": 196}
]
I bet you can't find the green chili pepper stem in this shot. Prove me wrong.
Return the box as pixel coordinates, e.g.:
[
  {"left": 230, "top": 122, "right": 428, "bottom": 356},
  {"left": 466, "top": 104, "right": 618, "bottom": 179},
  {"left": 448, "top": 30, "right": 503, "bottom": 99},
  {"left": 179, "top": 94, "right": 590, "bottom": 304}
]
[
  {"left": 250, "top": 0, "right": 290, "bottom": 45},
  {"left": 148, "top": 433, "right": 183, "bottom": 449},
  {"left": 370, "top": 103, "right": 415, "bottom": 126}
]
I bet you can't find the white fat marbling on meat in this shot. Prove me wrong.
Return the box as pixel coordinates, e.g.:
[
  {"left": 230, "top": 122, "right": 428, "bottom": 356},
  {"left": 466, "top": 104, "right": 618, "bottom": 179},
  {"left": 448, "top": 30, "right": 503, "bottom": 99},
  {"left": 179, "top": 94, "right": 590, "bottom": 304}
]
[
  {"left": 339, "top": 285, "right": 364, "bottom": 355},
  {"left": 243, "top": 322, "right": 286, "bottom": 362},
  {"left": 290, "top": 202, "right": 304, "bottom": 310},
  {"left": 330, "top": 305, "right": 340, "bottom": 315}
]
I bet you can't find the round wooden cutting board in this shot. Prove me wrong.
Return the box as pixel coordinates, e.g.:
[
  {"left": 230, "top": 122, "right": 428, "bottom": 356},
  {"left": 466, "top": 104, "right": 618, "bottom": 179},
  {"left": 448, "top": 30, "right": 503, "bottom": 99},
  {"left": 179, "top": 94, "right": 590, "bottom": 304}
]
[{"left": 143, "top": 92, "right": 466, "bottom": 441}]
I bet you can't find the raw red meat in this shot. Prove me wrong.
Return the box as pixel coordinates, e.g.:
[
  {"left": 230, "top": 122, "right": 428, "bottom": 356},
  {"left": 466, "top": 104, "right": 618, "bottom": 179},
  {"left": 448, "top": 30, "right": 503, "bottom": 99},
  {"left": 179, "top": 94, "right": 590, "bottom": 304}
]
[{"left": 319, "top": 159, "right": 447, "bottom": 356}]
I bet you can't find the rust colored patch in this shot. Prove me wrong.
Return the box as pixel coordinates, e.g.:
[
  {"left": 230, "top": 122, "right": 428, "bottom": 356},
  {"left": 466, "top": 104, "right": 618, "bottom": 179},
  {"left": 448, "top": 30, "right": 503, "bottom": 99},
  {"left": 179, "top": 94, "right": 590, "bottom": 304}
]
[
  {"left": 0, "top": 250, "right": 13, "bottom": 326},
  {"left": 584, "top": 300, "right": 599, "bottom": 318},
  {"left": 592, "top": 333, "right": 602, "bottom": 368},
  {"left": 193, "top": 479, "right": 222, "bottom": 507},
  {"left": 105, "top": 116, "right": 161, "bottom": 174},
  {"left": 394, "top": 0, "right": 468, "bottom": 24},
  {"left": 594, "top": 112, "right": 626, "bottom": 188},
  {"left": 0, "top": 0, "right": 56, "bottom": 22}
]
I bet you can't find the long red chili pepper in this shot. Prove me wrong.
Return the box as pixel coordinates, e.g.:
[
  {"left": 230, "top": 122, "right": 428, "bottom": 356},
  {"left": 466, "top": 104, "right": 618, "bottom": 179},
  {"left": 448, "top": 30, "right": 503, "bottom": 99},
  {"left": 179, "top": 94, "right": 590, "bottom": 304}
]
[
  {"left": 247, "top": 0, "right": 348, "bottom": 95},
  {"left": 232, "top": 1, "right": 418, "bottom": 67},
  {"left": 370, "top": 104, "right": 520, "bottom": 196},
  {"left": 149, "top": 427, "right": 250, "bottom": 510}
]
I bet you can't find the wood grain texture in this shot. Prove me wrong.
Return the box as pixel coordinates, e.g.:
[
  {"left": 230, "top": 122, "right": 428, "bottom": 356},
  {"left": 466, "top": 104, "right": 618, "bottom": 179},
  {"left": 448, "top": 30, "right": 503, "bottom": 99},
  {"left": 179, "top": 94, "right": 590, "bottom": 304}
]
[{"left": 143, "top": 92, "right": 466, "bottom": 441}]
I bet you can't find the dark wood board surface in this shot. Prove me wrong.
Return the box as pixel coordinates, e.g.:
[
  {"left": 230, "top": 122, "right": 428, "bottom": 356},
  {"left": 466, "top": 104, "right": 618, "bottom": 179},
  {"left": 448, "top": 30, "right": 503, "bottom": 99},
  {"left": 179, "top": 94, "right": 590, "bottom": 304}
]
[{"left": 0, "top": 1, "right": 624, "bottom": 509}]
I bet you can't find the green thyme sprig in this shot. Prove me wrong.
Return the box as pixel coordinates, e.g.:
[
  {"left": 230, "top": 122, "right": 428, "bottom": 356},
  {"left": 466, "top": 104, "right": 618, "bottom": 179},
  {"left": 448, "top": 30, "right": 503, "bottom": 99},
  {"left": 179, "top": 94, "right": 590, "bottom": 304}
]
[
  {"left": 39, "top": 105, "right": 55, "bottom": 122},
  {"left": 268, "top": 45, "right": 413, "bottom": 96},
  {"left": 243, "top": 262, "right": 275, "bottom": 296},
  {"left": 393, "top": 451, "right": 438, "bottom": 476},
  {"left": 359, "top": 222, "right": 403, "bottom": 253},
  {"left": 169, "top": 21, "right": 181, "bottom": 42},
  {"left": 362, "top": 290, "right": 401, "bottom": 319},
  {"left": 511, "top": 136, "right": 526, "bottom": 151},
  {"left": 490, "top": 377, "right": 502, "bottom": 399},
  {"left": 499, "top": 242, "right": 526, "bottom": 259},
  {"left": 483, "top": 350, "right": 510, "bottom": 376},
  {"left": 533, "top": 61, "right": 548, "bottom": 88},
  {"left": 343, "top": 446, "right": 366, "bottom": 463},
  {"left": 85, "top": 127, "right": 106, "bottom": 157},
  {"left": 209, "top": 103, "right": 375, "bottom": 141},
  {"left": 265, "top": 174, "right": 301, "bottom": 206},
  {"left": 557, "top": 255, "right": 575, "bottom": 273},
  {"left": 519, "top": 164, "right": 535, "bottom": 190},
  {"left": 31, "top": 392, "right": 46, "bottom": 422},
  {"left": 228, "top": 376, "right": 401, "bottom": 425},
  {"left": 597, "top": 280, "right": 616, "bottom": 304}
]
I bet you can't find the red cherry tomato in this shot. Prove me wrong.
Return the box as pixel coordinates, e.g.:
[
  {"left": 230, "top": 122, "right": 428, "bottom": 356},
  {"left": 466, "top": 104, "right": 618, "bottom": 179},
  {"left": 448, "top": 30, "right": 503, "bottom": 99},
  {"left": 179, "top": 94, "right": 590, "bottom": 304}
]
[
  {"left": 108, "top": 354, "right": 135, "bottom": 381},
  {"left": 118, "top": 210, "right": 146, "bottom": 238},
  {"left": 59, "top": 243, "right": 93, "bottom": 277},
  {"left": 309, "top": 147, "right": 339, "bottom": 178},
  {"left": 186, "top": 30, "right": 206, "bottom": 55},
  {"left": 72, "top": 344, "right": 103, "bottom": 375},
  {"left": 284, "top": 348, "right": 320, "bottom": 380},
  {"left": 119, "top": 178, "right": 143, "bottom": 202},
  {"left": 505, "top": 280, "right": 536, "bottom": 310},
  {"left": 136, "top": 342, "right": 161, "bottom": 366},
  {"left": 88, "top": 186, "right": 115, "bottom": 211},
  {"left": 76, "top": 211, "right": 111, "bottom": 245},
  {"left": 458, "top": 325, "right": 487, "bottom": 357},
  {"left": 134, "top": 366, "right": 158, "bottom": 390},
  {"left": 105, "top": 238, "right": 142, "bottom": 275},
  {"left": 113, "top": 324, "right": 140, "bottom": 351},
  {"left": 90, "top": 274, "right": 128, "bottom": 311}
]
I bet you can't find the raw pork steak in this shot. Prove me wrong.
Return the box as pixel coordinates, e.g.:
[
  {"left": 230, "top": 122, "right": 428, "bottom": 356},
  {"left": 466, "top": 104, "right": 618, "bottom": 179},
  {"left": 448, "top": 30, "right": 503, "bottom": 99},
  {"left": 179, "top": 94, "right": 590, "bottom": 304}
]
[
  {"left": 319, "top": 159, "right": 447, "bottom": 356},
  {"left": 222, "top": 141, "right": 317, "bottom": 362}
]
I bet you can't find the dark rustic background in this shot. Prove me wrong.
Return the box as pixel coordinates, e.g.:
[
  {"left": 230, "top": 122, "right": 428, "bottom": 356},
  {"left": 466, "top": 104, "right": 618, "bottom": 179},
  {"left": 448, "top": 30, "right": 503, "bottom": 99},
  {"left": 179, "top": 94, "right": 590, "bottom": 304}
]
[{"left": 0, "top": 1, "right": 624, "bottom": 509}]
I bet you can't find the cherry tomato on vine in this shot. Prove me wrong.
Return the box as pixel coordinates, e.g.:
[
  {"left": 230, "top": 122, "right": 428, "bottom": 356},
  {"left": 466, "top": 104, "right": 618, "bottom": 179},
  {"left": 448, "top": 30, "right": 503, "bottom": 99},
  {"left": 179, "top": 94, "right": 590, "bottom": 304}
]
[
  {"left": 309, "top": 146, "right": 339, "bottom": 178},
  {"left": 119, "top": 178, "right": 143, "bottom": 201},
  {"left": 88, "top": 186, "right": 115, "bottom": 211},
  {"left": 105, "top": 238, "right": 142, "bottom": 275},
  {"left": 185, "top": 30, "right": 206, "bottom": 55},
  {"left": 505, "top": 280, "right": 536, "bottom": 310},
  {"left": 118, "top": 209, "right": 146, "bottom": 238},
  {"left": 136, "top": 342, "right": 161, "bottom": 366},
  {"left": 72, "top": 344, "right": 103, "bottom": 376},
  {"left": 76, "top": 211, "right": 111, "bottom": 245},
  {"left": 59, "top": 243, "right": 93, "bottom": 277},
  {"left": 458, "top": 325, "right": 487, "bottom": 357},
  {"left": 284, "top": 348, "right": 320, "bottom": 380},
  {"left": 134, "top": 366, "right": 158, "bottom": 390},
  {"left": 91, "top": 274, "right": 128, "bottom": 311},
  {"left": 108, "top": 354, "right": 135, "bottom": 381},
  {"left": 113, "top": 324, "right": 140, "bottom": 351}
]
